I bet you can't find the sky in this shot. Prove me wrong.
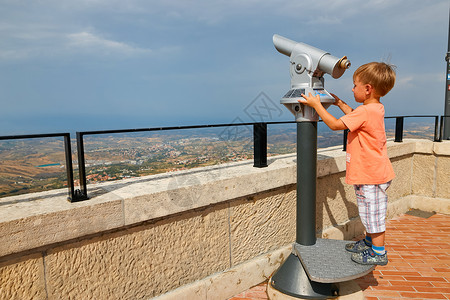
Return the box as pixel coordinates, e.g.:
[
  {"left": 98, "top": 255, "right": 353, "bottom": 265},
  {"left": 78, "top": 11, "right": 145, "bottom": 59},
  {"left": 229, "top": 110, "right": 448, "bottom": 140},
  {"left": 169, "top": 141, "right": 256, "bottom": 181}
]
[{"left": 0, "top": 0, "right": 449, "bottom": 135}]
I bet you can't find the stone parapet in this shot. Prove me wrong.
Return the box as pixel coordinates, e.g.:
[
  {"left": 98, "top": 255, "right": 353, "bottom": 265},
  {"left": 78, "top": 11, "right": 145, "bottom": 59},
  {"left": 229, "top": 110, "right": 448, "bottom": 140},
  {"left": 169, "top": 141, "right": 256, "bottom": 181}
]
[{"left": 0, "top": 139, "right": 448, "bottom": 299}]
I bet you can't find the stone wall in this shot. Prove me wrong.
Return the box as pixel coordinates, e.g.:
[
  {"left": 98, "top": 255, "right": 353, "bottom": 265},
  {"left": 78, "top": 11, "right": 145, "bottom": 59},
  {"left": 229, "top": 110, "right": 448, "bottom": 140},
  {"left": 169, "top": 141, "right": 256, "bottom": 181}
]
[{"left": 0, "top": 139, "right": 448, "bottom": 300}]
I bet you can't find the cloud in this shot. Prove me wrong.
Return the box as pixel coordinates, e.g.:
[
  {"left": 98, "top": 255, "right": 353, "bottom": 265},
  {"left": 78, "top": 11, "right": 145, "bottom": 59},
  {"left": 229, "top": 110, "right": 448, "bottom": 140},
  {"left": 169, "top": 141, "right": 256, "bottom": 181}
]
[
  {"left": 396, "top": 72, "right": 445, "bottom": 89},
  {"left": 396, "top": 76, "right": 414, "bottom": 87},
  {"left": 0, "top": 26, "right": 165, "bottom": 61},
  {"left": 66, "top": 31, "right": 152, "bottom": 56}
]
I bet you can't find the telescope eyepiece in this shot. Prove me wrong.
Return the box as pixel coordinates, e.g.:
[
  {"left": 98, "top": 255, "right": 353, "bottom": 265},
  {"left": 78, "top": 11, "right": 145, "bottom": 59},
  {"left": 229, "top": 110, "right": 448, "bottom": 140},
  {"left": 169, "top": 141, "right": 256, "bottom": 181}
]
[{"left": 338, "top": 56, "right": 351, "bottom": 69}]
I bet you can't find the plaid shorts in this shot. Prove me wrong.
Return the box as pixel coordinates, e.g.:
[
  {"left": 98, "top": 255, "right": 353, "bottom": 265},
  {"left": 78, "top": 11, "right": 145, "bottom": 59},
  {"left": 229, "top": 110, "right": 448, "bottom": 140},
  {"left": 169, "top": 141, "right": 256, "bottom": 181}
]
[{"left": 354, "top": 181, "right": 391, "bottom": 233}]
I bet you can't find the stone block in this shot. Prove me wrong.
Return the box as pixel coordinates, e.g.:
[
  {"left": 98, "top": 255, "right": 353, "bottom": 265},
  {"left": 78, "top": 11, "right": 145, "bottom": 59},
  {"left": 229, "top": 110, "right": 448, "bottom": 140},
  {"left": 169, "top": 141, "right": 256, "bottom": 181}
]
[
  {"left": 436, "top": 156, "right": 450, "bottom": 199},
  {"left": 0, "top": 254, "right": 46, "bottom": 299},
  {"left": 118, "top": 158, "right": 297, "bottom": 226},
  {"left": 153, "top": 245, "right": 291, "bottom": 300},
  {"left": 386, "top": 196, "right": 412, "bottom": 220},
  {"left": 317, "top": 148, "right": 347, "bottom": 177},
  {"left": 413, "top": 139, "right": 433, "bottom": 154},
  {"left": 316, "top": 174, "right": 358, "bottom": 232},
  {"left": 433, "top": 140, "right": 450, "bottom": 155},
  {"left": 229, "top": 187, "right": 296, "bottom": 266},
  {"left": 410, "top": 196, "right": 450, "bottom": 214},
  {"left": 389, "top": 155, "right": 413, "bottom": 200},
  {"left": 0, "top": 197, "right": 124, "bottom": 257},
  {"left": 206, "top": 247, "right": 290, "bottom": 300},
  {"left": 152, "top": 280, "right": 207, "bottom": 300},
  {"left": 320, "top": 225, "right": 345, "bottom": 240},
  {"left": 320, "top": 218, "right": 365, "bottom": 241},
  {"left": 45, "top": 203, "right": 230, "bottom": 299},
  {"left": 412, "top": 154, "right": 435, "bottom": 197},
  {"left": 387, "top": 140, "right": 416, "bottom": 157}
]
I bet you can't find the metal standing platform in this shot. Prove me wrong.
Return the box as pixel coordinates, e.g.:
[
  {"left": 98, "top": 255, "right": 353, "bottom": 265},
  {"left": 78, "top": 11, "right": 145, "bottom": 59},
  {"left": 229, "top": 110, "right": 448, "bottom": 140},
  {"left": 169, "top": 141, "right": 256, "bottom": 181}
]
[{"left": 293, "top": 238, "right": 375, "bottom": 283}]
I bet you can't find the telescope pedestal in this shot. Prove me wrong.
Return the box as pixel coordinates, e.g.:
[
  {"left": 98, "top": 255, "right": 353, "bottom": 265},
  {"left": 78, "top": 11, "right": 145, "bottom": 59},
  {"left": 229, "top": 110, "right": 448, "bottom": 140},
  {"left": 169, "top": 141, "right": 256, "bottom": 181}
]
[
  {"left": 269, "top": 122, "right": 372, "bottom": 299},
  {"left": 269, "top": 240, "right": 374, "bottom": 299}
]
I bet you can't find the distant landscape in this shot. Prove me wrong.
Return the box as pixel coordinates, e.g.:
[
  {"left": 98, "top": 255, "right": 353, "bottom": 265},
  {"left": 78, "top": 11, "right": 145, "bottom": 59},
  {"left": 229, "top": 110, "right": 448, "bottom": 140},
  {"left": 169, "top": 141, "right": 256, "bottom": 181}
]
[{"left": 0, "top": 119, "right": 438, "bottom": 198}]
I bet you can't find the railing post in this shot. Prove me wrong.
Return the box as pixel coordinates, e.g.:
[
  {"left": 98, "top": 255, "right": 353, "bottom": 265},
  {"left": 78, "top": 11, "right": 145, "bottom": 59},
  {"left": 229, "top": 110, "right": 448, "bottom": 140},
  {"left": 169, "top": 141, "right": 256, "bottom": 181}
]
[
  {"left": 434, "top": 116, "right": 440, "bottom": 142},
  {"left": 439, "top": 116, "right": 445, "bottom": 142},
  {"left": 253, "top": 123, "right": 268, "bottom": 168},
  {"left": 394, "top": 117, "right": 404, "bottom": 142},
  {"left": 343, "top": 129, "right": 349, "bottom": 151},
  {"left": 76, "top": 132, "right": 89, "bottom": 200},
  {"left": 63, "top": 134, "right": 76, "bottom": 201}
]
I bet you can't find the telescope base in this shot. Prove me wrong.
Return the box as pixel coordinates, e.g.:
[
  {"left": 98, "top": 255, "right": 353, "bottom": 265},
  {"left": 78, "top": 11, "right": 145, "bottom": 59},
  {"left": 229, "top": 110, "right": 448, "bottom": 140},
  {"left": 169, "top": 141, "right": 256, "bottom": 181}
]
[
  {"left": 269, "top": 253, "right": 338, "bottom": 299},
  {"left": 269, "top": 239, "right": 375, "bottom": 299}
]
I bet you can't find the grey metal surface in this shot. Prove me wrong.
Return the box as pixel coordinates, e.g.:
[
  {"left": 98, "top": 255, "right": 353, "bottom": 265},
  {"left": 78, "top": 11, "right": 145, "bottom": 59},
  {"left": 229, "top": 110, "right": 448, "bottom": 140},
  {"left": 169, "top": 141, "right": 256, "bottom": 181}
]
[
  {"left": 270, "top": 253, "right": 338, "bottom": 299},
  {"left": 272, "top": 34, "right": 350, "bottom": 79},
  {"left": 293, "top": 239, "right": 375, "bottom": 283},
  {"left": 272, "top": 34, "right": 349, "bottom": 122},
  {"left": 296, "top": 122, "right": 317, "bottom": 246}
]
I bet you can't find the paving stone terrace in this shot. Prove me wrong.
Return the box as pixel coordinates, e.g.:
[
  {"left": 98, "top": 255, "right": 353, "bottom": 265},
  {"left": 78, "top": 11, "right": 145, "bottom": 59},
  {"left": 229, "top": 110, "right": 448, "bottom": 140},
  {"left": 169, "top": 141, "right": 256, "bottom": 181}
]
[
  {"left": 229, "top": 212, "right": 450, "bottom": 300},
  {"left": 0, "top": 139, "right": 448, "bottom": 299}
]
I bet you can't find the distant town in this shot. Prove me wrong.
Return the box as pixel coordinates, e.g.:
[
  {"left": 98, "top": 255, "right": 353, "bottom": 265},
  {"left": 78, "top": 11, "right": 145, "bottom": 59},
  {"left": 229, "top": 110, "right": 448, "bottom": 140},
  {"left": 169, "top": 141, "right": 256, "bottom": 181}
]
[{"left": 0, "top": 120, "right": 438, "bottom": 198}]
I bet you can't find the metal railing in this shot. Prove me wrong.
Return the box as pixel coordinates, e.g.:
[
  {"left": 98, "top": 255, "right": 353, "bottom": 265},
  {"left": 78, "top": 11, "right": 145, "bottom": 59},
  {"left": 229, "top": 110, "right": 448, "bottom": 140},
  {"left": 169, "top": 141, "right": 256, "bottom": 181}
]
[
  {"left": 74, "top": 121, "right": 296, "bottom": 199},
  {"left": 0, "top": 115, "right": 447, "bottom": 202},
  {"left": 387, "top": 115, "right": 443, "bottom": 143},
  {"left": 0, "top": 132, "right": 79, "bottom": 201}
]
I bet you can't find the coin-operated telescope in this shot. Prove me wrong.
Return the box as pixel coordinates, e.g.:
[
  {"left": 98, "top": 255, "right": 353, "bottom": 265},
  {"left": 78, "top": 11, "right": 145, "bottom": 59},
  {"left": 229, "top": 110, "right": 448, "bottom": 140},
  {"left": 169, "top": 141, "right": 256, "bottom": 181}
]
[
  {"left": 273, "top": 34, "right": 350, "bottom": 121},
  {"left": 269, "top": 36, "right": 373, "bottom": 299}
]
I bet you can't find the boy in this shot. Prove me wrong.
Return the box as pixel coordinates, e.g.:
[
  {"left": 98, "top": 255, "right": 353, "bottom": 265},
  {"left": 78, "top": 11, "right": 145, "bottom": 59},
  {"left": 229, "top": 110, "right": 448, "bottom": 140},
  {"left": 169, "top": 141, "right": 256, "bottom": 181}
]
[{"left": 300, "top": 62, "right": 396, "bottom": 265}]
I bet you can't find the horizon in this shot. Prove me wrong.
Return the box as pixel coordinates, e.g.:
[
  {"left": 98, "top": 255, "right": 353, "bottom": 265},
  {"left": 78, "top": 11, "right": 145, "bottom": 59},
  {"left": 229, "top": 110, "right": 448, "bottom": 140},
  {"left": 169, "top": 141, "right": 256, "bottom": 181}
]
[
  {"left": 0, "top": 114, "right": 440, "bottom": 138},
  {"left": 0, "top": 0, "right": 449, "bottom": 135}
]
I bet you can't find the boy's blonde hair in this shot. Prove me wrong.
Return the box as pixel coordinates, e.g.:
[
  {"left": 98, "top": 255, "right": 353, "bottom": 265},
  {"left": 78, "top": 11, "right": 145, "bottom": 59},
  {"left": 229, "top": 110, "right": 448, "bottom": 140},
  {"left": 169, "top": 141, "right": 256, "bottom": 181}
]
[{"left": 353, "top": 62, "right": 396, "bottom": 97}]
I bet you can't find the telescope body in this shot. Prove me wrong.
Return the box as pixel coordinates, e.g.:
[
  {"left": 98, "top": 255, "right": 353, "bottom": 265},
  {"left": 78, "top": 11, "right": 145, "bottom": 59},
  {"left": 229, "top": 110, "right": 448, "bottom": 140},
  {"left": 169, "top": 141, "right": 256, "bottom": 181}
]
[{"left": 273, "top": 34, "right": 350, "bottom": 122}]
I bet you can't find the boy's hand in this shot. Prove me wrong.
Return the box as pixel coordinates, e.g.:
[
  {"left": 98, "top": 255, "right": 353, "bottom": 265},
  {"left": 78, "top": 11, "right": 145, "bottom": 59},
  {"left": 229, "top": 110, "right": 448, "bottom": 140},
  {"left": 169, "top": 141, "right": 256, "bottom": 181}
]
[
  {"left": 330, "top": 93, "right": 341, "bottom": 106},
  {"left": 300, "top": 92, "right": 347, "bottom": 130},
  {"left": 299, "top": 93, "right": 321, "bottom": 108},
  {"left": 330, "top": 92, "right": 353, "bottom": 115}
]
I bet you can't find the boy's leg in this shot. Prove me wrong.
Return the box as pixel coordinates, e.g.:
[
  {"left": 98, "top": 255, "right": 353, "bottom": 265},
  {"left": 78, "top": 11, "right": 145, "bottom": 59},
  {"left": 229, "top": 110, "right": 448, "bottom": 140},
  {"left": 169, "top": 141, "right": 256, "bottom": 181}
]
[
  {"left": 345, "top": 184, "right": 373, "bottom": 253},
  {"left": 369, "top": 231, "right": 386, "bottom": 255},
  {"left": 351, "top": 182, "right": 390, "bottom": 265},
  {"left": 369, "top": 231, "right": 385, "bottom": 247}
]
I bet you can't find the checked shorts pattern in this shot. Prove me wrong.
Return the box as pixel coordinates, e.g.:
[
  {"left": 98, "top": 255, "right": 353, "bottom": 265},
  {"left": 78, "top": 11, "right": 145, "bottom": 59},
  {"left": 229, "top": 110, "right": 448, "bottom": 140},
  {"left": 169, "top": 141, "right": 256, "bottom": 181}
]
[{"left": 354, "top": 181, "right": 391, "bottom": 233}]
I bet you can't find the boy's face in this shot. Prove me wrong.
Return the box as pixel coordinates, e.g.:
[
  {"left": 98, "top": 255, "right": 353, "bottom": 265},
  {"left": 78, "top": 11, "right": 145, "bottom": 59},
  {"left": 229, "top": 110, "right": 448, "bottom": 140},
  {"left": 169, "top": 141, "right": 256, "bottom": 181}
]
[{"left": 352, "top": 77, "right": 368, "bottom": 103}]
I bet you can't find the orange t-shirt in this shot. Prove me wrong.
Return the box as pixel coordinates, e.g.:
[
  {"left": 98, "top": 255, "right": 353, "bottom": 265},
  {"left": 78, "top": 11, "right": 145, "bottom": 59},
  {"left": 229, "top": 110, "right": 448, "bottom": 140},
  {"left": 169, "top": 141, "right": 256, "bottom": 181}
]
[{"left": 339, "top": 103, "right": 395, "bottom": 185}]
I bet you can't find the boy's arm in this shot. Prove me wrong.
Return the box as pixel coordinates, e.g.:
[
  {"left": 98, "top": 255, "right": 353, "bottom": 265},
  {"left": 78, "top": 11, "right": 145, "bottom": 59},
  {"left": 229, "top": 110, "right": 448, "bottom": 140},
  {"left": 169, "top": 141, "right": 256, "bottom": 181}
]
[
  {"left": 330, "top": 93, "right": 353, "bottom": 115},
  {"left": 300, "top": 93, "right": 348, "bottom": 131}
]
